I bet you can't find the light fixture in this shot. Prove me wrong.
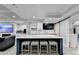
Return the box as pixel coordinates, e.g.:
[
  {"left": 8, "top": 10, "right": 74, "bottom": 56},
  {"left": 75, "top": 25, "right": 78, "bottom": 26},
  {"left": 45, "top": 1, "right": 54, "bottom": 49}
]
[
  {"left": 12, "top": 4, "right": 18, "bottom": 8},
  {"left": 49, "top": 18, "right": 52, "bottom": 20},
  {"left": 32, "top": 16, "right": 36, "bottom": 18},
  {"left": 12, "top": 15, "right": 16, "bottom": 18}
]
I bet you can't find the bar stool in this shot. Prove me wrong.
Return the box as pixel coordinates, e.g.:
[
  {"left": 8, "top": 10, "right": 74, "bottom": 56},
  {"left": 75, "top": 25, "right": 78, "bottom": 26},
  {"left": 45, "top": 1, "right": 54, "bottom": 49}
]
[
  {"left": 21, "top": 41, "right": 30, "bottom": 54},
  {"left": 40, "top": 41, "right": 48, "bottom": 54},
  {"left": 30, "top": 41, "right": 39, "bottom": 54},
  {"left": 49, "top": 41, "right": 58, "bottom": 54}
]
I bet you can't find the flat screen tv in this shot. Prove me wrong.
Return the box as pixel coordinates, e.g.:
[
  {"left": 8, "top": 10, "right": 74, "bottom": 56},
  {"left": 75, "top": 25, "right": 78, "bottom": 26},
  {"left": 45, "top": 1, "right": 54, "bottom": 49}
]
[
  {"left": 43, "top": 23, "right": 54, "bottom": 30},
  {"left": 0, "top": 23, "right": 13, "bottom": 33}
]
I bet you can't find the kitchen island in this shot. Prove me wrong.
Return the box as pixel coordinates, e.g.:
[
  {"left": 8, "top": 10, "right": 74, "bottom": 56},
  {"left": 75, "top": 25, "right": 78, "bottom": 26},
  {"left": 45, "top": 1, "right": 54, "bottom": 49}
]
[{"left": 16, "top": 35, "right": 63, "bottom": 55}]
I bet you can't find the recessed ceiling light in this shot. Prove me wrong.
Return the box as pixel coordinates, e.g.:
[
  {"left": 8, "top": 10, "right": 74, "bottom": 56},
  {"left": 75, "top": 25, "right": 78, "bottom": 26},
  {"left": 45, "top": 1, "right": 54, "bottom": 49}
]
[
  {"left": 32, "top": 16, "right": 36, "bottom": 18},
  {"left": 49, "top": 18, "right": 52, "bottom": 20},
  {"left": 12, "top": 4, "right": 18, "bottom": 8},
  {"left": 12, "top": 16, "right": 16, "bottom": 18}
]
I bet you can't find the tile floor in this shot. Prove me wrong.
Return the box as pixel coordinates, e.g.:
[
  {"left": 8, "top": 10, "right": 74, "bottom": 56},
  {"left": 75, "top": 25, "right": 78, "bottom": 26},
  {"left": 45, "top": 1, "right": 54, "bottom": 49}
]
[{"left": 64, "top": 44, "right": 79, "bottom": 55}]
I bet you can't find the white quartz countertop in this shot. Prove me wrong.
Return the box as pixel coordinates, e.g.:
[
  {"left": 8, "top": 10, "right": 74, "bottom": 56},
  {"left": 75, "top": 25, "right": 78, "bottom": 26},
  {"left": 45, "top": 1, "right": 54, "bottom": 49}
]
[{"left": 16, "top": 34, "right": 62, "bottom": 39}]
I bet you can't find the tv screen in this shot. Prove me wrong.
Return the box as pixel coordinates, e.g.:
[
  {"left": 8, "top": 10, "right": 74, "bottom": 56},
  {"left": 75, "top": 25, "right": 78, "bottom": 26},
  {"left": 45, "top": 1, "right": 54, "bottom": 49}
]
[
  {"left": 43, "top": 23, "right": 54, "bottom": 30},
  {"left": 0, "top": 24, "right": 13, "bottom": 33}
]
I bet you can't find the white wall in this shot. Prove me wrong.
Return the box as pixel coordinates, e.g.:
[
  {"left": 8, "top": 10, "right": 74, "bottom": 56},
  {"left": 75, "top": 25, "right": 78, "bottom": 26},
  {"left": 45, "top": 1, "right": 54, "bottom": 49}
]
[
  {"left": 60, "top": 19, "right": 70, "bottom": 48},
  {"left": 76, "top": 26, "right": 79, "bottom": 34},
  {"left": 54, "top": 23, "right": 60, "bottom": 35},
  {"left": 68, "top": 13, "right": 79, "bottom": 35},
  {"left": 59, "top": 5, "right": 79, "bottom": 49},
  {"left": 59, "top": 13, "right": 79, "bottom": 49}
]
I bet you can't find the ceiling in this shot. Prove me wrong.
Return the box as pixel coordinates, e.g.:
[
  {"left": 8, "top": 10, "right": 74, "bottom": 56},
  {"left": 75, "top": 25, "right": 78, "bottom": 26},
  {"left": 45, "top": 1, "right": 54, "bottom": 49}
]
[
  {"left": 0, "top": 4, "right": 77, "bottom": 23},
  {"left": 0, "top": 4, "right": 23, "bottom": 20}
]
